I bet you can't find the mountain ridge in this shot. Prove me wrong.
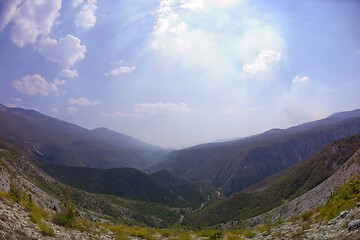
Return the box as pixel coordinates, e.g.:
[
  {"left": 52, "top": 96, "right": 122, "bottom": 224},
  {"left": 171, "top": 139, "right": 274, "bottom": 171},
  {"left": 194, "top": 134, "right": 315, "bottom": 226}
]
[
  {"left": 151, "top": 109, "right": 360, "bottom": 195},
  {"left": 0, "top": 104, "right": 169, "bottom": 169}
]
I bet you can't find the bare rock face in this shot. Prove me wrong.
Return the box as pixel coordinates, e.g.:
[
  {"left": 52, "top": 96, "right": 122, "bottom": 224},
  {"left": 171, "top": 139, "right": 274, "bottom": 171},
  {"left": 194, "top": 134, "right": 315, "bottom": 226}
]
[
  {"left": 348, "top": 220, "right": 360, "bottom": 230},
  {"left": 328, "top": 210, "right": 350, "bottom": 225}
]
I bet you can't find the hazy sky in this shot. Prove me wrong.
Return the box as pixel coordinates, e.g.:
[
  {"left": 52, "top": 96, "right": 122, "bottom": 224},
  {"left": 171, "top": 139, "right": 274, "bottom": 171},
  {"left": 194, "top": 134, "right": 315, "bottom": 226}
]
[{"left": 0, "top": 0, "right": 360, "bottom": 148}]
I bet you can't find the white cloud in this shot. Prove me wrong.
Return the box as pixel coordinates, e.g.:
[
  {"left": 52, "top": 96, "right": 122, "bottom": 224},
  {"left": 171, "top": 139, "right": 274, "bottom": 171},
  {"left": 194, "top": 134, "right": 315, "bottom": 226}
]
[
  {"left": 105, "top": 66, "right": 136, "bottom": 76},
  {"left": 59, "top": 68, "right": 79, "bottom": 78},
  {"left": 75, "top": 0, "right": 97, "bottom": 28},
  {"left": 151, "top": 1, "right": 285, "bottom": 80},
  {"left": 101, "top": 112, "right": 143, "bottom": 118},
  {"left": 357, "top": 49, "right": 360, "bottom": 55},
  {"left": 72, "top": 0, "right": 85, "bottom": 7},
  {"left": 134, "top": 102, "right": 191, "bottom": 114},
  {"left": 67, "top": 106, "right": 78, "bottom": 114},
  {"left": 38, "top": 35, "right": 86, "bottom": 68},
  {"left": 68, "top": 97, "right": 100, "bottom": 106},
  {"left": 180, "top": 0, "right": 204, "bottom": 10},
  {"left": 292, "top": 76, "right": 309, "bottom": 84},
  {"left": 13, "top": 74, "right": 58, "bottom": 96},
  {"left": 0, "top": 0, "right": 61, "bottom": 47},
  {"left": 51, "top": 107, "right": 59, "bottom": 112},
  {"left": 170, "top": 21, "right": 187, "bottom": 35},
  {"left": 243, "top": 50, "right": 281, "bottom": 74},
  {"left": 10, "top": 97, "right": 22, "bottom": 102},
  {"left": 53, "top": 78, "right": 66, "bottom": 85},
  {"left": 152, "top": 1, "right": 179, "bottom": 36}
]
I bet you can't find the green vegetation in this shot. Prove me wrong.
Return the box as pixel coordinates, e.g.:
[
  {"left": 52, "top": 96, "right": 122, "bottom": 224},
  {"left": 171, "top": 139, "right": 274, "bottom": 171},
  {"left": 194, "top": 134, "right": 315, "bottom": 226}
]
[
  {"left": 243, "top": 228, "right": 256, "bottom": 238},
  {"left": 5, "top": 184, "right": 55, "bottom": 236},
  {"left": 38, "top": 161, "right": 205, "bottom": 209},
  {"left": 53, "top": 198, "right": 79, "bottom": 228},
  {"left": 37, "top": 221, "right": 55, "bottom": 236},
  {"left": 300, "top": 209, "right": 314, "bottom": 222},
  {"left": 318, "top": 174, "right": 360, "bottom": 221}
]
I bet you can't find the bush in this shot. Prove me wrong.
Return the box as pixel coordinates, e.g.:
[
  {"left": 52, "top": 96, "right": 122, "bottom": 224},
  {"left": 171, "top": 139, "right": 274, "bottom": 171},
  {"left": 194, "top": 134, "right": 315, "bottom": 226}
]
[
  {"left": 209, "top": 230, "right": 223, "bottom": 240},
  {"left": 53, "top": 196, "right": 79, "bottom": 228},
  {"left": 38, "top": 221, "right": 54, "bottom": 236},
  {"left": 9, "top": 182, "right": 27, "bottom": 203},
  {"left": 53, "top": 211, "right": 77, "bottom": 228},
  {"left": 300, "top": 210, "right": 314, "bottom": 222}
]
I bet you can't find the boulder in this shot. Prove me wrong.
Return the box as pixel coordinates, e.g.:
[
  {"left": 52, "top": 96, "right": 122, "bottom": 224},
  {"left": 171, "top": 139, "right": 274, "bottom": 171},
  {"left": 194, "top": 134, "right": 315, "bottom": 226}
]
[{"left": 348, "top": 219, "right": 360, "bottom": 230}]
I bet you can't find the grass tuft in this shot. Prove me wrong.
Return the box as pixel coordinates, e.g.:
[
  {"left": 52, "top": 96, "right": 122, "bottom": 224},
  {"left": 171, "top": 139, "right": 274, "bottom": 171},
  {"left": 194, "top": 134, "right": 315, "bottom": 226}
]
[
  {"left": 318, "top": 175, "right": 360, "bottom": 221},
  {"left": 38, "top": 221, "right": 54, "bottom": 236}
]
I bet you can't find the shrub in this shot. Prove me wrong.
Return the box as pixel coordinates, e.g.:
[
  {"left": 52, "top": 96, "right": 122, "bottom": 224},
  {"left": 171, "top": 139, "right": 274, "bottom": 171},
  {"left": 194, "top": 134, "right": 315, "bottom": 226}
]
[
  {"left": 38, "top": 221, "right": 54, "bottom": 236},
  {"left": 209, "top": 230, "right": 223, "bottom": 240},
  {"left": 0, "top": 188, "right": 9, "bottom": 200},
  {"left": 242, "top": 228, "right": 256, "bottom": 238},
  {"left": 29, "top": 210, "right": 42, "bottom": 223},
  {"left": 53, "top": 211, "right": 77, "bottom": 228},
  {"left": 9, "top": 182, "right": 27, "bottom": 203},
  {"left": 300, "top": 210, "right": 314, "bottom": 222},
  {"left": 53, "top": 196, "right": 79, "bottom": 228}
]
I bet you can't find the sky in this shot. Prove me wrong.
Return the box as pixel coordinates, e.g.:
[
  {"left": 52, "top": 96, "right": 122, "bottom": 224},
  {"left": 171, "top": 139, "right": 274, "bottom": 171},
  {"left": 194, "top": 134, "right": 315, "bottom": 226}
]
[{"left": 0, "top": 0, "right": 360, "bottom": 148}]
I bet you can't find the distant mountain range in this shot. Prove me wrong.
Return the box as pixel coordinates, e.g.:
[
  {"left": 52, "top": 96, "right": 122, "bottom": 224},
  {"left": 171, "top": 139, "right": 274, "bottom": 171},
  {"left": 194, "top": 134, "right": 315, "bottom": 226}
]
[
  {"left": 150, "top": 109, "right": 360, "bottom": 195},
  {"left": 183, "top": 135, "right": 360, "bottom": 226},
  {"left": 0, "top": 104, "right": 169, "bottom": 169}
]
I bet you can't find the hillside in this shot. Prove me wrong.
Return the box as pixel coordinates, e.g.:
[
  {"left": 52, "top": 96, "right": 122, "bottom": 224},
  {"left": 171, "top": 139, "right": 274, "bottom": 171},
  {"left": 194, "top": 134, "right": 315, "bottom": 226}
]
[
  {"left": 1, "top": 146, "right": 360, "bottom": 239},
  {"left": 36, "top": 161, "right": 206, "bottom": 209},
  {"left": 0, "top": 104, "right": 169, "bottom": 169},
  {"left": 183, "top": 135, "right": 360, "bottom": 227},
  {"left": 151, "top": 109, "right": 360, "bottom": 195},
  {"left": 0, "top": 141, "right": 182, "bottom": 228}
]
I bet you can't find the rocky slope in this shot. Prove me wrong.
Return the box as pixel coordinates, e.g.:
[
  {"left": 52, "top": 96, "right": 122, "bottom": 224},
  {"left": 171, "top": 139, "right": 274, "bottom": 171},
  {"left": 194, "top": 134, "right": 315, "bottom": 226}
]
[
  {"left": 252, "top": 206, "right": 360, "bottom": 240},
  {"left": 239, "top": 147, "right": 360, "bottom": 228},
  {"left": 0, "top": 198, "right": 115, "bottom": 240}
]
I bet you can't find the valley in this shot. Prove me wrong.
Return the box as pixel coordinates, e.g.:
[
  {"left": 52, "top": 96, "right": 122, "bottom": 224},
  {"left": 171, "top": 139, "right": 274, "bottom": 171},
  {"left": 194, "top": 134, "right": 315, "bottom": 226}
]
[{"left": 1, "top": 105, "right": 360, "bottom": 239}]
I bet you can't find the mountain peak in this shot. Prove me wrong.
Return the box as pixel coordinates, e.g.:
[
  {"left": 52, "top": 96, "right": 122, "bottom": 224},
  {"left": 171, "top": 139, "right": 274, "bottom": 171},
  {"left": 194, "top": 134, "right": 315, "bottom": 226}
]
[{"left": 0, "top": 104, "right": 6, "bottom": 112}]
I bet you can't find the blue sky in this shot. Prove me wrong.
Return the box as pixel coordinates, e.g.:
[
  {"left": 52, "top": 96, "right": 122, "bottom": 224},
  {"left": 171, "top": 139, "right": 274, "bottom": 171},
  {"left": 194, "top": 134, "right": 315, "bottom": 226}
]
[{"left": 0, "top": 0, "right": 359, "bottom": 148}]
